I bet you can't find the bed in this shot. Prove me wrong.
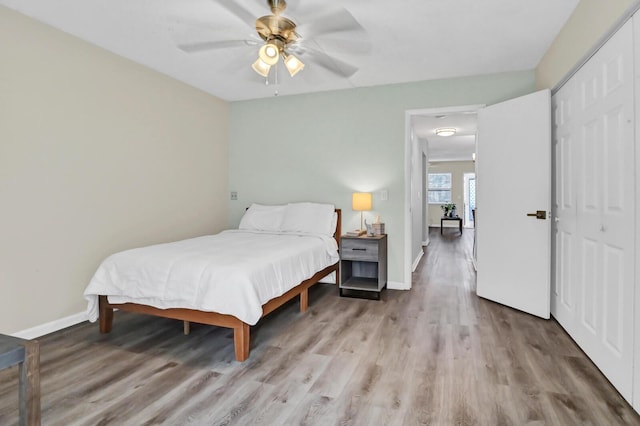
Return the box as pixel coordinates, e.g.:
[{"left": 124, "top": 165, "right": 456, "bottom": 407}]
[{"left": 84, "top": 202, "right": 341, "bottom": 361}]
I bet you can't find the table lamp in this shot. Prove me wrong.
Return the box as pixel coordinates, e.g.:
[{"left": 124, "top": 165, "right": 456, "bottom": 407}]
[{"left": 352, "top": 192, "right": 372, "bottom": 236}]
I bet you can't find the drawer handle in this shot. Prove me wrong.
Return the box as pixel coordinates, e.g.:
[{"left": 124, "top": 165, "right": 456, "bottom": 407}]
[{"left": 352, "top": 248, "right": 367, "bottom": 251}]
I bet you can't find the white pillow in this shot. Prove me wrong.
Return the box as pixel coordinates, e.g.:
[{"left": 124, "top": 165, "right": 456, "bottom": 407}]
[
  {"left": 281, "top": 202, "right": 336, "bottom": 236},
  {"left": 238, "top": 203, "right": 286, "bottom": 232},
  {"left": 330, "top": 212, "right": 338, "bottom": 236}
]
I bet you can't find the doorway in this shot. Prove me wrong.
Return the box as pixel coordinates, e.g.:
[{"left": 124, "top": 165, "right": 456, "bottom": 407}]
[
  {"left": 405, "top": 89, "right": 552, "bottom": 316},
  {"left": 404, "top": 104, "right": 483, "bottom": 288}
]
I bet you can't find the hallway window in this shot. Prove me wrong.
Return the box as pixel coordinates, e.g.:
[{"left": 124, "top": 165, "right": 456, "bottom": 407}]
[{"left": 428, "top": 173, "right": 451, "bottom": 203}]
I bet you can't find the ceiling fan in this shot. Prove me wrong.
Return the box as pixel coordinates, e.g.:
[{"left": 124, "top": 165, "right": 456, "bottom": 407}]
[{"left": 177, "top": 0, "right": 369, "bottom": 80}]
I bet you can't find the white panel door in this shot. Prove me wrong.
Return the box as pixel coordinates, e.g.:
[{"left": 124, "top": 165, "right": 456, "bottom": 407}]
[
  {"left": 552, "top": 20, "right": 634, "bottom": 403},
  {"left": 552, "top": 79, "right": 577, "bottom": 328},
  {"left": 476, "top": 89, "right": 551, "bottom": 319}
]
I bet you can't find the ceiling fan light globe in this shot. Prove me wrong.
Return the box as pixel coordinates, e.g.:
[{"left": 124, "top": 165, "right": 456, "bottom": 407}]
[
  {"left": 258, "top": 43, "right": 279, "bottom": 65},
  {"left": 284, "top": 54, "right": 304, "bottom": 77},
  {"left": 265, "top": 45, "right": 278, "bottom": 58},
  {"left": 252, "top": 58, "right": 271, "bottom": 77}
]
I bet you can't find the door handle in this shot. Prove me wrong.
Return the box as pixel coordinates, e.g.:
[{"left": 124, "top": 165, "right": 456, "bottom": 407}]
[{"left": 526, "top": 210, "right": 547, "bottom": 220}]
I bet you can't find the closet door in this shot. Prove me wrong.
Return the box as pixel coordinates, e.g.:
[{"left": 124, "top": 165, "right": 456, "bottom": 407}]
[
  {"left": 552, "top": 20, "right": 635, "bottom": 402},
  {"left": 552, "top": 79, "right": 577, "bottom": 329},
  {"left": 634, "top": 14, "right": 640, "bottom": 412}
]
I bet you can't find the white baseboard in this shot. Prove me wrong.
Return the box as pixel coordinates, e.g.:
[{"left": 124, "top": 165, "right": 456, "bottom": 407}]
[
  {"left": 388, "top": 280, "right": 410, "bottom": 290},
  {"left": 422, "top": 239, "right": 430, "bottom": 247},
  {"left": 412, "top": 250, "right": 424, "bottom": 272},
  {"left": 12, "top": 311, "right": 89, "bottom": 340}
]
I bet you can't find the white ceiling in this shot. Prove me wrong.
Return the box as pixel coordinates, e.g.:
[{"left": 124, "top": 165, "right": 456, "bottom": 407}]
[
  {"left": 414, "top": 113, "right": 478, "bottom": 163},
  {"left": 2, "top": 0, "right": 579, "bottom": 102}
]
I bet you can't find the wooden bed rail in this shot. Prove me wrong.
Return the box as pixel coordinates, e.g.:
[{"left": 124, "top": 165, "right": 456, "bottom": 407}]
[{"left": 98, "top": 261, "right": 338, "bottom": 361}]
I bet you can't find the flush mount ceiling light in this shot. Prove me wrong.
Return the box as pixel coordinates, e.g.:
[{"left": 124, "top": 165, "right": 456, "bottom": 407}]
[{"left": 435, "top": 128, "right": 457, "bottom": 137}]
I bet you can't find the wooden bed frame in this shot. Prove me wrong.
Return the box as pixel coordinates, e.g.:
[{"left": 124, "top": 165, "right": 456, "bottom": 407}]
[{"left": 98, "top": 209, "right": 341, "bottom": 362}]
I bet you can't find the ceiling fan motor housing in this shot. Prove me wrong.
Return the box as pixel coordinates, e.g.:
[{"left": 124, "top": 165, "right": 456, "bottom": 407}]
[{"left": 256, "top": 15, "right": 298, "bottom": 49}]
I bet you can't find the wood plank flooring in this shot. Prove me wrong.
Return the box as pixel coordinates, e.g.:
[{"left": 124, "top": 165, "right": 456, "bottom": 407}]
[{"left": 1, "top": 228, "right": 639, "bottom": 425}]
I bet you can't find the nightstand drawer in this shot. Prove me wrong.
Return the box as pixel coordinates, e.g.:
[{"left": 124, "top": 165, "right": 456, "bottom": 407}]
[{"left": 341, "top": 238, "right": 379, "bottom": 261}]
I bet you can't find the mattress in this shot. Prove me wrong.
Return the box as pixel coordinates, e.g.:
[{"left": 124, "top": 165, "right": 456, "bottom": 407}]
[{"left": 84, "top": 230, "right": 339, "bottom": 325}]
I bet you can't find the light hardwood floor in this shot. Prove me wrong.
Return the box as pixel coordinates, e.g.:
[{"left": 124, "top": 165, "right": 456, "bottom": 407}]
[{"left": 1, "top": 228, "right": 639, "bottom": 425}]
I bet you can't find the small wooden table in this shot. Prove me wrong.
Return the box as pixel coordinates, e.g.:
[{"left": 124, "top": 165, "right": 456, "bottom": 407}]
[
  {"left": 441, "top": 216, "right": 463, "bottom": 235},
  {"left": 0, "top": 334, "right": 40, "bottom": 426}
]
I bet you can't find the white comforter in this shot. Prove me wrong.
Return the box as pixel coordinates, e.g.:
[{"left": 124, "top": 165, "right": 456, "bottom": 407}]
[{"left": 84, "top": 230, "right": 339, "bottom": 325}]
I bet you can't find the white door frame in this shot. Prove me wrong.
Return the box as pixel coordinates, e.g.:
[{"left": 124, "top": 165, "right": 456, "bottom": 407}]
[
  {"left": 404, "top": 104, "right": 485, "bottom": 289},
  {"left": 422, "top": 153, "right": 429, "bottom": 246},
  {"left": 463, "top": 172, "right": 476, "bottom": 228}
]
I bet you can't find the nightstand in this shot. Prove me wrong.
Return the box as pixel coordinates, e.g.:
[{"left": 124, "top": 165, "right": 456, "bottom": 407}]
[{"left": 339, "top": 234, "right": 387, "bottom": 300}]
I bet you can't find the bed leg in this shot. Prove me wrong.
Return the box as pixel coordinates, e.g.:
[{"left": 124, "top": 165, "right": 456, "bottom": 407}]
[
  {"left": 300, "top": 288, "right": 309, "bottom": 313},
  {"left": 183, "top": 321, "right": 190, "bottom": 335},
  {"left": 98, "top": 296, "right": 113, "bottom": 334},
  {"left": 234, "top": 323, "right": 250, "bottom": 362}
]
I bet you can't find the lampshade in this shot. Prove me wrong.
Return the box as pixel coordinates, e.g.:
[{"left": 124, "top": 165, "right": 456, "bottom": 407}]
[
  {"left": 352, "top": 192, "right": 372, "bottom": 211},
  {"left": 258, "top": 43, "right": 279, "bottom": 65},
  {"left": 435, "top": 128, "right": 456, "bottom": 137},
  {"left": 284, "top": 53, "right": 305, "bottom": 77},
  {"left": 251, "top": 58, "right": 271, "bottom": 77}
]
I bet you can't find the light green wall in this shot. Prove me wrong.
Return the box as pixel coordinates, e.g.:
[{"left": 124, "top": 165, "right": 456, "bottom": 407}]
[
  {"left": 536, "top": 0, "right": 638, "bottom": 89},
  {"left": 428, "top": 161, "right": 476, "bottom": 227},
  {"left": 1, "top": 6, "right": 230, "bottom": 334},
  {"left": 229, "top": 71, "right": 536, "bottom": 287}
]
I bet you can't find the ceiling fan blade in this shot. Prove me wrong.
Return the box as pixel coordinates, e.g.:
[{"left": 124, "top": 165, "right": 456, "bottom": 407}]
[
  {"left": 301, "top": 8, "right": 365, "bottom": 39},
  {"left": 303, "top": 46, "right": 359, "bottom": 78},
  {"left": 292, "top": 34, "right": 371, "bottom": 57},
  {"left": 216, "top": 1, "right": 257, "bottom": 28},
  {"left": 178, "top": 39, "right": 257, "bottom": 53},
  {"left": 281, "top": 0, "right": 318, "bottom": 15}
]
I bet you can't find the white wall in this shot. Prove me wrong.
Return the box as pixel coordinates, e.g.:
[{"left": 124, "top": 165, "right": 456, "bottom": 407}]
[
  {"left": 0, "top": 7, "right": 230, "bottom": 334},
  {"left": 537, "top": 0, "right": 638, "bottom": 89},
  {"left": 229, "top": 72, "right": 537, "bottom": 288}
]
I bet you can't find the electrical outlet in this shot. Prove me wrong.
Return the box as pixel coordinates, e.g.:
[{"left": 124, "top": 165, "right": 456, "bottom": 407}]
[
  {"left": 381, "top": 189, "right": 388, "bottom": 201},
  {"left": 230, "top": 191, "right": 238, "bottom": 200}
]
